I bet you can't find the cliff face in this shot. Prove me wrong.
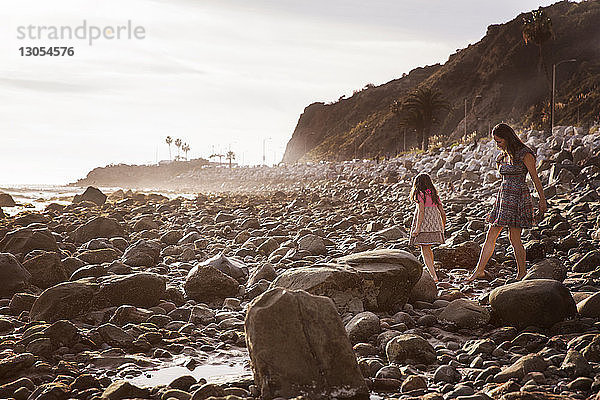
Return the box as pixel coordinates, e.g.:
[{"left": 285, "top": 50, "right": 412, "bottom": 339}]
[{"left": 283, "top": 0, "right": 600, "bottom": 163}]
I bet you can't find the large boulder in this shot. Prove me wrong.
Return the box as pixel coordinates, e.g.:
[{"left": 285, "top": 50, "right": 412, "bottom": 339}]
[
  {"left": 489, "top": 279, "right": 577, "bottom": 329},
  {"left": 409, "top": 268, "right": 438, "bottom": 303},
  {"left": 71, "top": 217, "right": 125, "bottom": 243},
  {"left": 573, "top": 251, "right": 600, "bottom": 273},
  {"left": 0, "top": 227, "right": 58, "bottom": 258},
  {"left": 22, "top": 251, "right": 69, "bottom": 289},
  {"left": 14, "top": 212, "right": 49, "bottom": 226},
  {"left": 30, "top": 280, "right": 98, "bottom": 322},
  {"left": 30, "top": 273, "right": 165, "bottom": 322},
  {"left": 184, "top": 265, "right": 240, "bottom": 304},
  {"left": 577, "top": 292, "right": 600, "bottom": 318},
  {"left": 200, "top": 253, "right": 248, "bottom": 282},
  {"left": 523, "top": 258, "right": 567, "bottom": 282},
  {"left": 438, "top": 298, "right": 490, "bottom": 328},
  {"left": 385, "top": 334, "right": 437, "bottom": 365},
  {"left": 433, "top": 241, "right": 481, "bottom": 269},
  {"left": 0, "top": 353, "right": 36, "bottom": 380},
  {"left": 247, "top": 263, "right": 277, "bottom": 286},
  {"left": 494, "top": 354, "right": 548, "bottom": 382},
  {"left": 121, "top": 239, "right": 161, "bottom": 267},
  {"left": 345, "top": 311, "right": 381, "bottom": 344},
  {"left": 92, "top": 272, "right": 166, "bottom": 309},
  {"left": 272, "top": 251, "right": 422, "bottom": 313},
  {"left": 101, "top": 381, "right": 149, "bottom": 400},
  {"left": 0, "top": 192, "right": 16, "bottom": 207},
  {"left": 77, "top": 248, "right": 120, "bottom": 264},
  {"left": 73, "top": 186, "right": 107, "bottom": 206},
  {"left": 270, "top": 265, "right": 364, "bottom": 312},
  {"left": 0, "top": 253, "right": 31, "bottom": 298},
  {"left": 245, "top": 288, "right": 368, "bottom": 399},
  {"left": 336, "top": 249, "right": 423, "bottom": 311},
  {"left": 132, "top": 216, "right": 159, "bottom": 232},
  {"left": 297, "top": 234, "right": 327, "bottom": 255}
]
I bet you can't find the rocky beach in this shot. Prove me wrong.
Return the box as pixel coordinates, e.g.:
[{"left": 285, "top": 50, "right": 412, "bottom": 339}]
[{"left": 1, "top": 125, "right": 600, "bottom": 400}]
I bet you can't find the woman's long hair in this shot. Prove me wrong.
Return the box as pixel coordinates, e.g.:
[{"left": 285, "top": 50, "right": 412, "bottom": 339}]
[
  {"left": 492, "top": 123, "right": 528, "bottom": 162},
  {"left": 410, "top": 173, "right": 441, "bottom": 205}
]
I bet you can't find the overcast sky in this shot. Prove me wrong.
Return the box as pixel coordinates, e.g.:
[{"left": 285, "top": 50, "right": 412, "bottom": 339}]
[{"left": 0, "top": 0, "right": 559, "bottom": 184}]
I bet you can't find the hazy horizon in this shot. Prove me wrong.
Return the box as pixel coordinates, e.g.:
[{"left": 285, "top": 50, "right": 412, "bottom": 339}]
[{"left": 1, "top": 0, "right": 559, "bottom": 185}]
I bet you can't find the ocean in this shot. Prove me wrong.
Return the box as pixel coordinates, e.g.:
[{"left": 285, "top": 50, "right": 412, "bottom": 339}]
[{"left": 0, "top": 185, "right": 197, "bottom": 216}]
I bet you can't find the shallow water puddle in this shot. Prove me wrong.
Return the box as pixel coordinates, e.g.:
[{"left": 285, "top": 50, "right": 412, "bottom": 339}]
[{"left": 128, "top": 354, "right": 251, "bottom": 387}]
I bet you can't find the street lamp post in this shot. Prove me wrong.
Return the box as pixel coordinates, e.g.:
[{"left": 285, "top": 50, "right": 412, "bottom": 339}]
[
  {"left": 464, "top": 98, "right": 467, "bottom": 137},
  {"left": 263, "top": 137, "right": 271, "bottom": 166},
  {"left": 551, "top": 59, "right": 576, "bottom": 133}
]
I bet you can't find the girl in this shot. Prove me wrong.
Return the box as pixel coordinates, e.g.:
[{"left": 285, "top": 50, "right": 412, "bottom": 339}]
[
  {"left": 467, "top": 123, "right": 547, "bottom": 282},
  {"left": 409, "top": 173, "right": 446, "bottom": 282}
]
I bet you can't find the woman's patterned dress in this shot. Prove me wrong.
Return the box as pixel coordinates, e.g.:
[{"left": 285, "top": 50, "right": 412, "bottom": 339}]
[{"left": 486, "top": 146, "right": 535, "bottom": 228}]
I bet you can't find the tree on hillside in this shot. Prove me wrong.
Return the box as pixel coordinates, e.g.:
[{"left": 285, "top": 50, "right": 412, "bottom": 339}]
[
  {"left": 390, "top": 100, "right": 405, "bottom": 153},
  {"left": 401, "top": 87, "right": 449, "bottom": 150},
  {"left": 165, "top": 136, "right": 173, "bottom": 161},
  {"left": 174, "top": 138, "right": 182, "bottom": 160},
  {"left": 522, "top": 10, "right": 554, "bottom": 83},
  {"left": 226, "top": 150, "right": 235, "bottom": 168},
  {"left": 401, "top": 108, "right": 425, "bottom": 149},
  {"left": 182, "top": 143, "right": 190, "bottom": 160}
]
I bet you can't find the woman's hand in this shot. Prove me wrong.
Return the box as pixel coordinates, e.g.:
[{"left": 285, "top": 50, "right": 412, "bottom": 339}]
[{"left": 523, "top": 152, "right": 548, "bottom": 218}]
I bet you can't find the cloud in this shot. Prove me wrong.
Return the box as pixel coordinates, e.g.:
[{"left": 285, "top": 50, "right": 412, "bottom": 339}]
[{"left": 0, "top": 77, "right": 97, "bottom": 93}]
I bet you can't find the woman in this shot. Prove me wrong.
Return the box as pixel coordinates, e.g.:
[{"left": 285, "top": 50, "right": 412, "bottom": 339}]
[{"left": 467, "top": 123, "right": 547, "bottom": 281}]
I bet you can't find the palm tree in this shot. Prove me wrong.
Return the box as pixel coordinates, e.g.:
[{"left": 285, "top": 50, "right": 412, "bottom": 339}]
[
  {"left": 522, "top": 10, "right": 553, "bottom": 83},
  {"left": 402, "top": 87, "right": 449, "bottom": 150},
  {"left": 165, "top": 136, "right": 173, "bottom": 161},
  {"left": 390, "top": 100, "right": 407, "bottom": 153},
  {"left": 401, "top": 108, "right": 425, "bottom": 149},
  {"left": 209, "top": 152, "right": 224, "bottom": 165},
  {"left": 226, "top": 150, "right": 235, "bottom": 168},
  {"left": 174, "top": 138, "right": 182, "bottom": 160},
  {"left": 182, "top": 143, "right": 190, "bottom": 160}
]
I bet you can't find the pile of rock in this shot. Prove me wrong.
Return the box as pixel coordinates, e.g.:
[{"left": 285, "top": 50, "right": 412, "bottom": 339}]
[{"left": 0, "top": 123, "right": 599, "bottom": 400}]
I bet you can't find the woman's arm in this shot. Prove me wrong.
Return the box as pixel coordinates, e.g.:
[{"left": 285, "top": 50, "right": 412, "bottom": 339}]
[
  {"left": 523, "top": 153, "right": 547, "bottom": 215},
  {"left": 412, "top": 202, "right": 425, "bottom": 235}
]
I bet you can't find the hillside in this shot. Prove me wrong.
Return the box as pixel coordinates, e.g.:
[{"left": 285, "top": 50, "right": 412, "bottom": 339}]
[
  {"left": 282, "top": 0, "right": 600, "bottom": 163},
  {"left": 72, "top": 159, "right": 209, "bottom": 188}
]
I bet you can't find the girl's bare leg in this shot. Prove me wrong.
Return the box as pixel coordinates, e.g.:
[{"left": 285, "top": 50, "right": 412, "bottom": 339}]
[
  {"left": 508, "top": 227, "right": 527, "bottom": 279},
  {"left": 467, "top": 225, "right": 503, "bottom": 281},
  {"left": 420, "top": 245, "right": 438, "bottom": 282}
]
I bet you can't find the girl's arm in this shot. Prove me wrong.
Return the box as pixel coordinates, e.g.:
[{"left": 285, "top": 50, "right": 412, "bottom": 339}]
[
  {"left": 437, "top": 202, "right": 446, "bottom": 229},
  {"left": 523, "top": 153, "right": 547, "bottom": 215},
  {"left": 412, "top": 201, "right": 425, "bottom": 235}
]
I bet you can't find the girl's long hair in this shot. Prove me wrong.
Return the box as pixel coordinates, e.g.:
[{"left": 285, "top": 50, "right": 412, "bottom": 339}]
[
  {"left": 410, "top": 173, "right": 441, "bottom": 205},
  {"left": 492, "top": 123, "right": 529, "bottom": 162}
]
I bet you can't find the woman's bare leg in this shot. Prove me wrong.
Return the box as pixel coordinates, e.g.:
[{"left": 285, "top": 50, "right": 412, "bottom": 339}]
[
  {"left": 420, "top": 245, "right": 438, "bottom": 282},
  {"left": 467, "top": 225, "right": 503, "bottom": 281},
  {"left": 508, "top": 227, "right": 526, "bottom": 279}
]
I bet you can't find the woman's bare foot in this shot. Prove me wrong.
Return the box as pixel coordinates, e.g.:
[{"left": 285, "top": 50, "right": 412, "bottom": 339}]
[{"left": 466, "top": 270, "right": 486, "bottom": 282}]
